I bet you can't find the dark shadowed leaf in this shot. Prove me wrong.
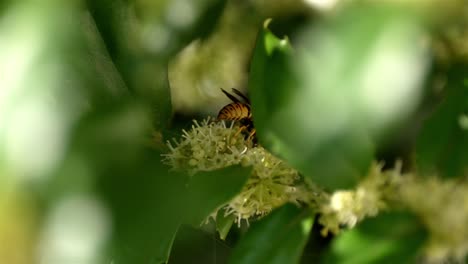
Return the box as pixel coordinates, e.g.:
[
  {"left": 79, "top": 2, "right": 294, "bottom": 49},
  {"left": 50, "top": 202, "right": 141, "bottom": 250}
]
[
  {"left": 185, "top": 166, "right": 250, "bottom": 225},
  {"left": 51, "top": 99, "right": 183, "bottom": 263},
  {"left": 216, "top": 207, "right": 236, "bottom": 240},
  {"left": 229, "top": 204, "right": 314, "bottom": 264},
  {"left": 170, "top": 225, "right": 233, "bottom": 264},
  {"left": 416, "top": 67, "right": 468, "bottom": 178},
  {"left": 97, "top": 148, "right": 185, "bottom": 264},
  {"left": 86, "top": 0, "right": 227, "bottom": 62},
  {"left": 323, "top": 212, "right": 427, "bottom": 264},
  {"left": 85, "top": 0, "right": 227, "bottom": 132}
]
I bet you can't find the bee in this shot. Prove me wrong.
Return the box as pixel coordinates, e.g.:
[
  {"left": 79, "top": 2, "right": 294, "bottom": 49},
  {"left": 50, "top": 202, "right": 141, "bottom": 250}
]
[{"left": 217, "top": 88, "right": 256, "bottom": 142}]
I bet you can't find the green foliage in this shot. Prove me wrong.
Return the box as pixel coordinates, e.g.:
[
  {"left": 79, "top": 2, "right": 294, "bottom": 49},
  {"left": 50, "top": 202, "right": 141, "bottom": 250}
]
[
  {"left": 1, "top": 1, "right": 468, "bottom": 264},
  {"left": 250, "top": 5, "right": 427, "bottom": 189},
  {"left": 85, "top": 0, "right": 228, "bottom": 131},
  {"left": 324, "top": 212, "right": 427, "bottom": 264},
  {"left": 185, "top": 166, "right": 251, "bottom": 225},
  {"left": 416, "top": 67, "right": 468, "bottom": 178},
  {"left": 100, "top": 152, "right": 185, "bottom": 263},
  {"left": 229, "top": 204, "right": 314, "bottom": 264},
  {"left": 101, "top": 162, "right": 249, "bottom": 263},
  {"left": 216, "top": 208, "right": 236, "bottom": 241}
]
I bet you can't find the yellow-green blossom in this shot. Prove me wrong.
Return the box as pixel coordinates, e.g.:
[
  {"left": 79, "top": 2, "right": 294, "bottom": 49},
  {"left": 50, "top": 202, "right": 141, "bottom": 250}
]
[
  {"left": 161, "top": 117, "right": 468, "bottom": 262},
  {"left": 318, "top": 160, "right": 468, "bottom": 262},
  {"left": 162, "top": 118, "right": 323, "bottom": 223},
  {"left": 318, "top": 162, "right": 396, "bottom": 235},
  {"left": 163, "top": 118, "right": 253, "bottom": 173},
  {"left": 398, "top": 176, "right": 468, "bottom": 263}
]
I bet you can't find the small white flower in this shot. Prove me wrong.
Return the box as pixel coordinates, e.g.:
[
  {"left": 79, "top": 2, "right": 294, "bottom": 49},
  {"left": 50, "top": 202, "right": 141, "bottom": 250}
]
[{"left": 318, "top": 162, "right": 391, "bottom": 235}]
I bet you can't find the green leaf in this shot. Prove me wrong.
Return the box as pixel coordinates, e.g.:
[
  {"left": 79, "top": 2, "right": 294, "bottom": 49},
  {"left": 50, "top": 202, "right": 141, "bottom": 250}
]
[
  {"left": 416, "top": 67, "right": 468, "bottom": 178},
  {"left": 168, "top": 0, "right": 228, "bottom": 56},
  {"left": 98, "top": 151, "right": 186, "bottom": 264},
  {"left": 249, "top": 5, "right": 428, "bottom": 189},
  {"left": 216, "top": 207, "right": 236, "bottom": 240},
  {"left": 85, "top": 0, "right": 227, "bottom": 132},
  {"left": 102, "top": 164, "right": 249, "bottom": 263},
  {"left": 65, "top": 105, "right": 247, "bottom": 263},
  {"left": 170, "top": 225, "right": 233, "bottom": 264},
  {"left": 185, "top": 166, "right": 251, "bottom": 225},
  {"left": 86, "top": 0, "right": 227, "bottom": 62},
  {"left": 323, "top": 212, "right": 427, "bottom": 264},
  {"left": 229, "top": 204, "right": 314, "bottom": 264}
]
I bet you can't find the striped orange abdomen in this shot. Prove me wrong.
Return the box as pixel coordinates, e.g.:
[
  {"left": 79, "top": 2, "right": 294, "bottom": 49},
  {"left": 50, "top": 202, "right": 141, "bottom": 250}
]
[{"left": 217, "top": 102, "right": 251, "bottom": 121}]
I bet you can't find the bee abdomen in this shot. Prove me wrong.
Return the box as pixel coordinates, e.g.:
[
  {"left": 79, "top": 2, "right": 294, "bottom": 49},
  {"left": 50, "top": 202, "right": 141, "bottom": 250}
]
[{"left": 217, "top": 103, "right": 250, "bottom": 121}]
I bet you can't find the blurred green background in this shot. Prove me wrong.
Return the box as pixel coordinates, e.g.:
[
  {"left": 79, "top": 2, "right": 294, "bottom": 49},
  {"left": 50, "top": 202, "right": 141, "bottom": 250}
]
[{"left": 0, "top": 0, "right": 467, "bottom": 263}]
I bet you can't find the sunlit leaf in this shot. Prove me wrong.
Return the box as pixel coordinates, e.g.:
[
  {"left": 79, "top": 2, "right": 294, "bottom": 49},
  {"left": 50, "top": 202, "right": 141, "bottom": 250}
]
[
  {"left": 0, "top": 1, "right": 89, "bottom": 181},
  {"left": 229, "top": 204, "right": 314, "bottom": 264},
  {"left": 250, "top": 5, "right": 429, "bottom": 189},
  {"left": 323, "top": 212, "right": 427, "bottom": 264}
]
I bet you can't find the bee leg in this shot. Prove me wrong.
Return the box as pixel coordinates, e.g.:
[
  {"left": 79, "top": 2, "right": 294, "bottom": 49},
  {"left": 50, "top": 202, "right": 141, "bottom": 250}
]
[
  {"left": 247, "top": 129, "right": 256, "bottom": 142},
  {"left": 234, "top": 125, "right": 247, "bottom": 138}
]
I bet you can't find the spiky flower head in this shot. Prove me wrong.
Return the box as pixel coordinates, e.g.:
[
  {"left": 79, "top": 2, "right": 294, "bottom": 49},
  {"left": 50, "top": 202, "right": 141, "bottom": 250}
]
[
  {"left": 161, "top": 117, "right": 468, "bottom": 263},
  {"left": 162, "top": 118, "right": 324, "bottom": 223}
]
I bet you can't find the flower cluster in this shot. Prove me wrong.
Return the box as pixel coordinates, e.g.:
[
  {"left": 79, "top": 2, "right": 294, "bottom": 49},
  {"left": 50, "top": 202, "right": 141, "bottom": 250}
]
[
  {"left": 318, "top": 162, "right": 402, "bottom": 235},
  {"left": 398, "top": 176, "right": 468, "bottom": 263},
  {"left": 162, "top": 118, "right": 323, "bottom": 223},
  {"left": 163, "top": 118, "right": 254, "bottom": 173},
  {"left": 162, "top": 117, "right": 468, "bottom": 262},
  {"left": 318, "top": 160, "right": 468, "bottom": 262}
]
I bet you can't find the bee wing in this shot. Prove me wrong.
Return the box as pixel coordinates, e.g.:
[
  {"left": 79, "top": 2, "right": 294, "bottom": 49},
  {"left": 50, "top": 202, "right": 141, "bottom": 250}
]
[
  {"left": 231, "top": 88, "right": 250, "bottom": 104},
  {"left": 221, "top": 88, "right": 242, "bottom": 103}
]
